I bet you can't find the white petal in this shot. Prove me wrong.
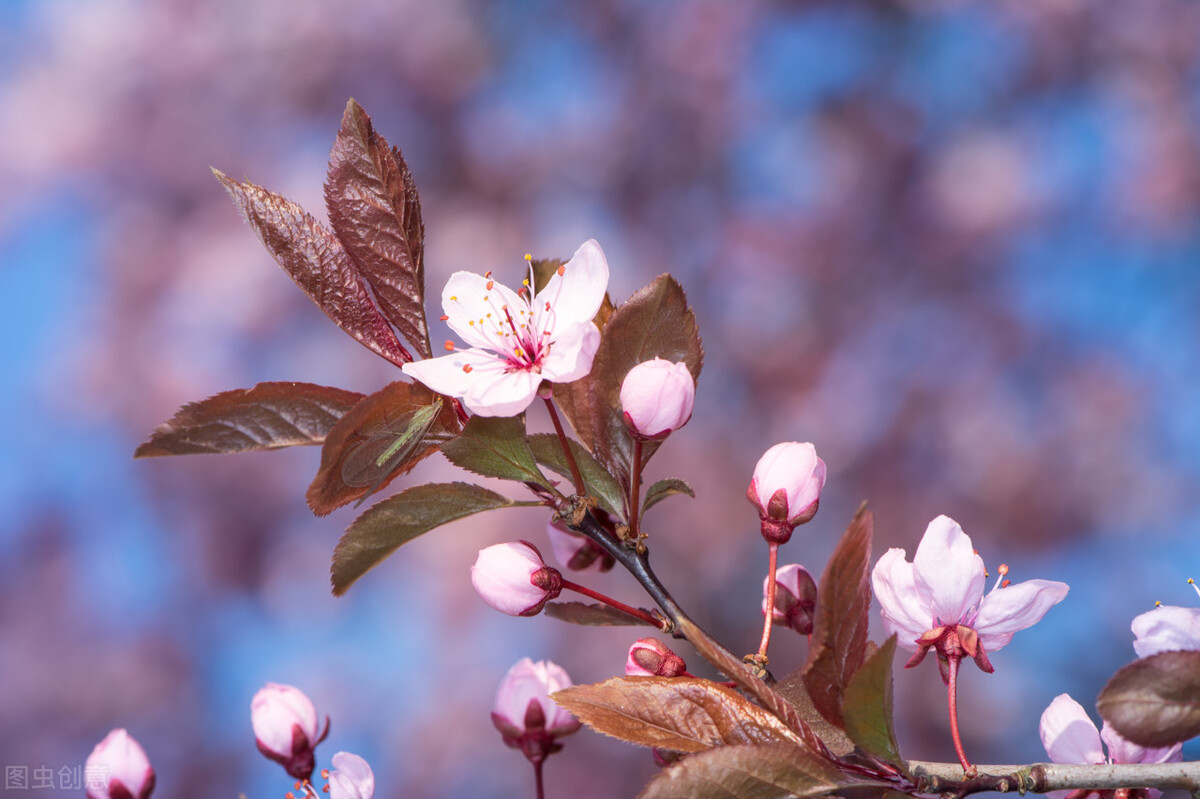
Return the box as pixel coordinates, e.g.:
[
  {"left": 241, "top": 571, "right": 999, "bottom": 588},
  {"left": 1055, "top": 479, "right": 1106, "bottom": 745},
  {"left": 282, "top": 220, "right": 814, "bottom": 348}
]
[
  {"left": 540, "top": 322, "right": 600, "bottom": 383},
  {"left": 442, "top": 271, "right": 530, "bottom": 352},
  {"left": 912, "top": 515, "right": 986, "bottom": 627},
  {"left": 401, "top": 348, "right": 505, "bottom": 399},
  {"left": 1039, "top": 694, "right": 1104, "bottom": 765},
  {"left": 1131, "top": 605, "right": 1200, "bottom": 657},
  {"left": 871, "top": 548, "right": 933, "bottom": 650},
  {"left": 974, "top": 579, "right": 1069, "bottom": 652},
  {"left": 1100, "top": 721, "right": 1182, "bottom": 766},
  {"left": 533, "top": 239, "right": 609, "bottom": 333},
  {"left": 461, "top": 364, "right": 542, "bottom": 417}
]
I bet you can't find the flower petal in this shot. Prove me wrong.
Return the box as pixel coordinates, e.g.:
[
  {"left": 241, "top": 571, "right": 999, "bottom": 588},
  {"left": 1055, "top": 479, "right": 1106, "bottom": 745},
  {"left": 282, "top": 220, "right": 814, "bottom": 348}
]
[
  {"left": 442, "top": 271, "right": 529, "bottom": 352},
  {"left": 871, "top": 548, "right": 933, "bottom": 650},
  {"left": 1100, "top": 721, "right": 1183, "bottom": 766},
  {"left": 533, "top": 239, "right": 609, "bottom": 333},
  {"left": 1039, "top": 693, "right": 1104, "bottom": 765},
  {"left": 974, "top": 579, "right": 1069, "bottom": 651},
  {"left": 539, "top": 321, "right": 600, "bottom": 384},
  {"left": 460, "top": 361, "right": 542, "bottom": 417},
  {"left": 1131, "top": 605, "right": 1200, "bottom": 658},
  {"left": 401, "top": 348, "right": 506, "bottom": 399},
  {"left": 911, "top": 515, "right": 986, "bottom": 627}
]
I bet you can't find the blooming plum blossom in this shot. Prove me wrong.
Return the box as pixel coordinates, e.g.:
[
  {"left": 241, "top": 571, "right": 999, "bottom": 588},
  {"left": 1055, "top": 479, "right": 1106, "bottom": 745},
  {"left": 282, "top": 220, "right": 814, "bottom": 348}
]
[
  {"left": 250, "top": 683, "right": 329, "bottom": 780},
  {"left": 1131, "top": 584, "right": 1200, "bottom": 657},
  {"left": 401, "top": 239, "right": 609, "bottom": 416},
  {"left": 326, "top": 752, "right": 375, "bottom": 799},
  {"left": 625, "top": 638, "right": 688, "bottom": 677},
  {"left": 619, "top": 358, "right": 695, "bottom": 439},
  {"left": 763, "top": 563, "right": 817, "bottom": 636},
  {"left": 85, "top": 729, "right": 155, "bottom": 799},
  {"left": 747, "top": 442, "right": 826, "bottom": 543},
  {"left": 871, "top": 514, "right": 1069, "bottom": 677},
  {"left": 471, "top": 541, "right": 562, "bottom": 616},
  {"left": 1040, "top": 693, "right": 1181, "bottom": 799},
  {"left": 491, "top": 658, "right": 581, "bottom": 764}
]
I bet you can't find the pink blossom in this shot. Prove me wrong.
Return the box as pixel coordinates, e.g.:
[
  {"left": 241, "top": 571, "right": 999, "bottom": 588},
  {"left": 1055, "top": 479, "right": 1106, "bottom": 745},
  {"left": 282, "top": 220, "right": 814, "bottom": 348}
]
[
  {"left": 85, "top": 729, "right": 155, "bottom": 799},
  {"left": 747, "top": 442, "right": 826, "bottom": 542},
  {"left": 546, "top": 519, "right": 614, "bottom": 573},
  {"left": 250, "top": 683, "right": 328, "bottom": 780},
  {"left": 762, "top": 563, "right": 817, "bottom": 636},
  {"left": 326, "top": 752, "right": 375, "bottom": 799},
  {"left": 625, "top": 638, "right": 687, "bottom": 677},
  {"left": 619, "top": 358, "right": 695, "bottom": 439},
  {"left": 1132, "top": 604, "right": 1200, "bottom": 658},
  {"left": 871, "top": 515, "right": 1068, "bottom": 674},
  {"left": 491, "top": 658, "right": 581, "bottom": 758},
  {"left": 401, "top": 240, "right": 609, "bottom": 416},
  {"left": 1040, "top": 693, "right": 1181, "bottom": 799},
  {"left": 471, "top": 541, "right": 562, "bottom": 616}
]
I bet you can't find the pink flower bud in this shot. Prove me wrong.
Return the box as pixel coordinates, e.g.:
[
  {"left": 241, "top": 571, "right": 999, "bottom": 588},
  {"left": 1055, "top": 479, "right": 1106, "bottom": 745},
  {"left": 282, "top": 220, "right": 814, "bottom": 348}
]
[
  {"left": 747, "top": 441, "right": 826, "bottom": 543},
  {"left": 250, "top": 683, "right": 328, "bottom": 780},
  {"left": 491, "top": 658, "right": 581, "bottom": 763},
  {"left": 619, "top": 358, "right": 695, "bottom": 439},
  {"left": 546, "top": 519, "right": 615, "bottom": 573},
  {"left": 625, "top": 638, "right": 688, "bottom": 677},
  {"left": 471, "top": 541, "right": 563, "bottom": 616},
  {"left": 763, "top": 564, "right": 817, "bottom": 636},
  {"left": 326, "top": 752, "right": 375, "bottom": 799},
  {"left": 85, "top": 729, "right": 155, "bottom": 799}
]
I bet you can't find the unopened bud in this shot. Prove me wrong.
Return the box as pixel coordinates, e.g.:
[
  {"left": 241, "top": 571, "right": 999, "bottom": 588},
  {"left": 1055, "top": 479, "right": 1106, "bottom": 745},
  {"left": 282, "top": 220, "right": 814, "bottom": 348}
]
[
  {"left": 491, "top": 658, "right": 581, "bottom": 764},
  {"left": 251, "top": 683, "right": 329, "bottom": 781},
  {"left": 326, "top": 752, "right": 374, "bottom": 799},
  {"left": 471, "top": 541, "right": 562, "bottom": 616},
  {"left": 763, "top": 564, "right": 817, "bottom": 635},
  {"left": 625, "top": 638, "right": 688, "bottom": 677},
  {"left": 546, "top": 519, "right": 615, "bottom": 573},
  {"left": 619, "top": 358, "right": 695, "bottom": 440},
  {"left": 85, "top": 729, "right": 155, "bottom": 799},
  {"left": 747, "top": 442, "right": 826, "bottom": 543}
]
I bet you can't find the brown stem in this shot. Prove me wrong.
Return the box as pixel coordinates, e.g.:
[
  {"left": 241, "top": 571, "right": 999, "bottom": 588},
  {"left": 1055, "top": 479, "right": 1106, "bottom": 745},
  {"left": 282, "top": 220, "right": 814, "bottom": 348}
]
[
  {"left": 560, "top": 577, "right": 667, "bottom": 630},
  {"left": 906, "top": 760, "right": 1200, "bottom": 796},
  {"left": 946, "top": 654, "right": 975, "bottom": 776},
  {"left": 628, "top": 438, "right": 644, "bottom": 540},
  {"left": 543, "top": 397, "right": 585, "bottom": 496},
  {"left": 757, "top": 542, "right": 779, "bottom": 661}
]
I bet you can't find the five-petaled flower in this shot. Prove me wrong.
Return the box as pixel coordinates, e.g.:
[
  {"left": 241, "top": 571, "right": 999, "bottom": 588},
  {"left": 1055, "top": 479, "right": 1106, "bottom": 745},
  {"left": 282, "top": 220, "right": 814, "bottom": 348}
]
[
  {"left": 401, "top": 239, "right": 609, "bottom": 417},
  {"left": 872, "top": 514, "right": 1069, "bottom": 680},
  {"left": 1131, "top": 581, "right": 1200, "bottom": 657},
  {"left": 1040, "top": 693, "right": 1181, "bottom": 799}
]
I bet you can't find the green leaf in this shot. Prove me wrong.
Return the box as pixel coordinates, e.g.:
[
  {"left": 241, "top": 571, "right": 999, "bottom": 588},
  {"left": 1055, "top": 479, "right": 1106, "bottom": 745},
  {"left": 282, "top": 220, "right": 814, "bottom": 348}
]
[
  {"left": 527, "top": 433, "right": 625, "bottom": 518},
  {"left": 331, "top": 482, "right": 518, "bottom": 595},
  {"left": 213, "top": 169, "right": 413, "bottom": 367},
  {"left": 325, "top": 98, "right": 432, "bottom": 359},
  {"left": 135, "top": 382, "right": 364, "bottom": 457},
  {"left": 638, "top": 743, "right": 861, "bottom": 799},
  {"left": 544, "top": 601, "right": 653, "bottom": 627},
  {"left": 1097, "top": 650, "right": 1200, "bottom": 747},
  {"left": 554, "top": 274, "right": 703, "bottom": 488},
  {"left": 642, "top": 478, "right": 694, "bottom": 513},
  {"left": 802, "top": 503, "right": 874, "bottom": 729},
  {"left": 552, "top": 677, "right": 802, "bottom": 754},
  {"left": 842, "top": 635, "right": 901, "bottom": 764},
  {"left": 307, "top": 381, "right": 462, "bottom": 516},
  {"left": 440, "top": 415, "right": 550, "bottom": 487}
]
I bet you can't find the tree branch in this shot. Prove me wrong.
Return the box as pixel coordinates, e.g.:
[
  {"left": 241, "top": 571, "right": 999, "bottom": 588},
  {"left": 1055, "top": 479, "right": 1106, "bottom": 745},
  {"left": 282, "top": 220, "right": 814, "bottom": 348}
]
[{"left": 907, "top": 760, "right": 1200, "bottom": 796}]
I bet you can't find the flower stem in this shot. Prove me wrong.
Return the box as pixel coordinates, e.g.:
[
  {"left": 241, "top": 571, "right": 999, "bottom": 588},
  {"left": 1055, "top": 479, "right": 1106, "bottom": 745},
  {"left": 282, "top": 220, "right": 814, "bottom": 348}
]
[
  {"left": 532, "top": 757, "right": 545, "bottom": 799},
  {"left": 560, "top": 577, "right": 668, "bottom": 630},
  {"left": 757, "top": 542, "right": 779, "bottom": 661},
  {"left": 946, "top": 654, "right": 976, "bottom": 776},
  {"left": 543, "top": 397, "right": 585, "bottom": 496},
  {"left": 628, "top": 438, "right": 644, "bottom": 542}
]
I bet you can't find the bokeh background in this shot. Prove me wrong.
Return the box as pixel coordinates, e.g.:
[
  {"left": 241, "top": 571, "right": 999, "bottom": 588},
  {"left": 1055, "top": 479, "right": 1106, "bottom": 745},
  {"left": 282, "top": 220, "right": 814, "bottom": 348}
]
[{"left": 4, "top": 0, "right": 1200, "bottom": 796}]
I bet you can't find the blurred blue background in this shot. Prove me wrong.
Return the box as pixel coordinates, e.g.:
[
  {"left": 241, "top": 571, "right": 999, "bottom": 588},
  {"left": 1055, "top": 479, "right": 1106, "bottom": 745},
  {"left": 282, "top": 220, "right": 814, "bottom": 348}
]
[{"left": 3, "top": 0, "right": 1200, "bottom": 796}]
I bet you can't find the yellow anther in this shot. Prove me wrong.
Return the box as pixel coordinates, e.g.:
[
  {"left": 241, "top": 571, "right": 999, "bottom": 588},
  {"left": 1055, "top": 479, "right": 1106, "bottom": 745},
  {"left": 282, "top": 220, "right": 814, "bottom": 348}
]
[
  {"left": 444, "top": 340, "right": 455, "bottom": 351},
  {"left": 524, "top": 253, "right": 533, "bottom": 262}
]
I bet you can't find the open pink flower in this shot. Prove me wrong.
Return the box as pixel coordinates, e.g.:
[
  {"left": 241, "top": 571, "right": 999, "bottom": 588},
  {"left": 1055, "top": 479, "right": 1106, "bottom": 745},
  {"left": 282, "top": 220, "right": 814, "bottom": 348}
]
[
  {"left": 1040, "top": 693, "right": 1181, "bottom": 799},
  {"left": 1132, "top": 602, "right": 1200, "bottom": 658},
  {"left": 871, "top": 514, "right": 1069, "bottom": 675},
  {"left": 401, "top": 239, "right": 609, "bottom": 416}
]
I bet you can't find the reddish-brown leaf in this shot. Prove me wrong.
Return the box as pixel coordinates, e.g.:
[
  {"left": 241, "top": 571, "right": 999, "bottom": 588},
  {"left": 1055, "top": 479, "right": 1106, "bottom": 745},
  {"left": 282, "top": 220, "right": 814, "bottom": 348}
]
[
  {"left": 306, "top": 381, "right": 461, "bottom": 515},
  {"left": 553, "top": 274, "right": 702, "bottom": 488},
  {"left": 1098, "top": 650, "right": 1200, "bottom": 747},
  {"left": 802, "top": 504, "right": 874, "bottom": 729},
  {"left": 774, "top": 669, "right": 856, "bottom": 758},
  {"left": 544, "top": 601, "right": 658, "bottom": 627},
  {"left": 638, "top": 743, "right": 862, "bottom": 799},
  {"left": 325, "top": 98, "right": 431, "bottom": 359},
  {"left": 552, "top": 677, "right": 802, "bottom": 754},
  {"left": 135, "top": 382, "right": 364, "bottom": 457},
  {"left": 213, "top": 169, "right": 412, "bottom": 367}
]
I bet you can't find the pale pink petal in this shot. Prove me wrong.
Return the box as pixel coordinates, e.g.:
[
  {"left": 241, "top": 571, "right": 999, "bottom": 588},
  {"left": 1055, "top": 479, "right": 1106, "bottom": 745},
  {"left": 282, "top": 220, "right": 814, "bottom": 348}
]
[
  {"left": 460, "top": 363, "right": 542, "bottom": 417},
  {"left": 441, "top": 271, "right": 527, "bottom": 351},
  {"left": 1039, "top": 694, "right": 1104, "bottom": 765},
  {"left": 1131, "top": 605, "right": 1200, "bottom": 657},
  {"left": 401, "top": 347, "right": 507, "bottom": 400},
  {"left": 1100, "top": 721, "right": 1183, "bottom": 766},
  {"left": 533, "top": 239, "right": 609, "bottom": 333},
  {"left": 493, "top": 658, "right": 577, "bottom": 734},
  {"left": 974, "top": 579, "right": 1069, "bottom": 652},
  {"left": 327, "top": 752, "right": 375, "bottom": 799},
  {"left": 539, "top": 321, "right": 600, "bottom": 384},
  {"left": 871, "top": 548, "right": 933, "bottom": 650},
  {"left": 912, "top": 515, "right": 986, "bottom": 627}
]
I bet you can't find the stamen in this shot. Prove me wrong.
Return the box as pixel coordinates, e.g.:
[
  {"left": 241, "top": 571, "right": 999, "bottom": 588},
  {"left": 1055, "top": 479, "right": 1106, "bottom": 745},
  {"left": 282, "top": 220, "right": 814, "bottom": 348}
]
[
  {"left": 524, "top": 253, "right": 533, "bottom": 262},
  {"left": 444, "top": 340, "right": 455, "bottom": 351},
  {"left": 320, "top": 771, "right": 329, "bottom": 780},
  {"left": 439, "top": 314, "right": 448, "bottom": 321},
  {"left": 1155, "top": 600, "right": 1163, "bottom": 607},
  {"left": 486, "top": 280, "right": 494, "bottom": 290},
  {"left": 1190, "top": 578, "right": 1200, "bottom": 600},
  {"left": 449, "top": 295, "right": 457, "bottom": 301},
  {"left": 991, "top": 563, "right": 1009, "bottom": 593},
  {"left": 484, "top": 270, "right": 492, "bottom": 279},
  {"left": 1001, "top": 579, "right": 1011, "bottom": 588},
  {"left": 462, "top": 364, "right": 473, "bottom": 373}
]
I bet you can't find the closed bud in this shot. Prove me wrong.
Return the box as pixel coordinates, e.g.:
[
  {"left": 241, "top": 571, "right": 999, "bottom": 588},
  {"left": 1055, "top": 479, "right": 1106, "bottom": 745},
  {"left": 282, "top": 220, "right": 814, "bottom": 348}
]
[
  {"left": 625, "top": 638, "right": 688, "bottom": 677},
  {"left": 251, "top": 683, "right": 329, "bottom": 781},
  {"left": 471, "top": 541, "right": 562, "bottom": 616},
  {"left": 546, "top": 519, "right": 615, "bottom": 573},
  {"left": 763, "top": 564, "right": 817, "bottom": 636},
  {"left": 747, "top": 442, "right": 826, "bottom": 543},
  {"left": 491, "top": 658, "right": 581, "bottom": 764},
  {"left": 619, "top": 358, "right": 695, "bottom": 440},
  {"left": 85, "top": 729, "right": 155, "bottom": 799},
  {"left": 326, "top": 752, "right": 374, "bottom": 799}
]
